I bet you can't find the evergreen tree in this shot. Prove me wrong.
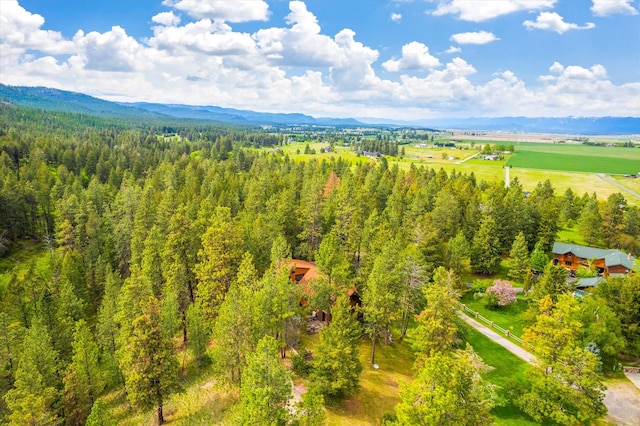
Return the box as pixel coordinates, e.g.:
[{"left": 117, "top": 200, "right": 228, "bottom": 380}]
[
  {"left": 394, "top": 346, "right": 495, "bottom": 426},
  {"left": 531, "top": 263, "right": 569, "bottom": 302},
  {"left": 446, "top": 230, "right": 471, "bottom": 277},
  {"left": 239, "top": 336, "right": 292, "bottom": 425},
  {"left": 362, "top": 243, "right": 402, "bottom": 364},
  {"left": 63, "top": 320, "right": 104, "bottom": 425},
  {"left": 471, "top": 216, "right": 502, "bottom": 274},
  {"left": 120, "top": 296, "right": 178, "bottom": 425},
  {"left": 185, "top": 302, "right": 209, "bottom": 369},
  {"left": 577, "top": 194, "right": 603, "bottom": 246},
  {"left": 85, "top": 399, "right": 115, "bottom": 426},
  {"left": 310, "top": 296, "right": 362, "bottom": 400},
  {"left": 4, "top": 318, "right": 60, "bottom": 425},
  {"left": 412, "top": 267, "right": 460, "bottom": 361},
  {"left": 518, "top": 295, "right": 606, "bottom": 425},
  {"left": 194, "top": 207, "right": 243, "bottom": 324},
  {"left": 508, "top": 231, "right": 530, "bottom": 282},
  {"left": 528, "top": 240, "right": 549, "bottom": 273},
  {"left": 601, "top": 192, "right": 625, "bottom": 247}
]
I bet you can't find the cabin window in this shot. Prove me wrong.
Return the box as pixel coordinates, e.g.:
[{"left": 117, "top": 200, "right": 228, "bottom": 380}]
[{"left": 565, "top": 261, "right": 572, "bottom": 266}]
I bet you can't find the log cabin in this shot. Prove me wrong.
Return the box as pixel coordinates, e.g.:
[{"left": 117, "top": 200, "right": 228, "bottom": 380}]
[{"left": 552, "top": 242, "right": 635, "bottom": 278}]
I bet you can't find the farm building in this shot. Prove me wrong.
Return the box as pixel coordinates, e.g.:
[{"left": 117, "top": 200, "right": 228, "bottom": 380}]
[
  {"left": 288, "top": 259, "right": 361, "bottom": 322},
  {"left": 552, "top": 242, "right": 635, "bottom": 278}
]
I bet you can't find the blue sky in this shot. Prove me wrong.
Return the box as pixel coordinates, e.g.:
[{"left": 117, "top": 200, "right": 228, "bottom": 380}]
[{"left": 1, "top": 0, "right": 639, "bottom": 119}]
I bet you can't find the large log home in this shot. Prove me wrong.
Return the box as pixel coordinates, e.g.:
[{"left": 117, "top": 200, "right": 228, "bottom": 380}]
[{"left": 552, "top": 242, "right": 635, "bottom": 278}]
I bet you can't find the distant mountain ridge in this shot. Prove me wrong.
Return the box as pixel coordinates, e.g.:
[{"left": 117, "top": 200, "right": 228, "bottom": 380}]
[
  {"left": 406, "top": 117, "right": 640, "bottom": 135},
  {"left": 120, "top": 101, "right": 363, "bottom": 126},
  {"left": 1, "top": 84, "right": 638, "bottom": 134}
]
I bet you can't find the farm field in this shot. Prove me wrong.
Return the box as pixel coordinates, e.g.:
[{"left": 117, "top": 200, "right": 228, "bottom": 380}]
[
  {"left": 266, "top": 141, "right": 640, "bottom": 204},
  {"left": 506, "top": 143, "right": 640, "bottom": 174}
]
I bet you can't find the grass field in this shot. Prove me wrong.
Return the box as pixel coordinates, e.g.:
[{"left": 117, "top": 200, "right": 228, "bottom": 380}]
[
  {"left": 506, "top": 143, "right": 640, "bottom": 174},
  {"left": 460, "top": 324, "right": 537, "bottom": 426}
]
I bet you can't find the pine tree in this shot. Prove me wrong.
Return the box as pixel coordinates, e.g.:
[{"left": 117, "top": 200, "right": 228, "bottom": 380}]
[
  {"left": 362, "top": 244, "right": 402, "bottom": 364},
  {"left": 85, "top": 398, "right": 115, "bottom": 426},
  {"left": 518, "top": 294, "right": 606, "bottom": 424},
  {"left": 532, "top": 263, "right": 569, "bottom": 302},
  {"left": 310, "top": 296, "right": 362, "bottom": 400},
  {"left": 4, "top": 318, "right": 60, "bottom": 425},
  {"left": 194, "top": 207, "right": 243, "bottom": 324},
  {"left": 471, "top": 216, "right": 502, "bottom": 274},
  {"left": 508, "top": 231, "right": 530, "bottom": 282},
  {"left": 239, "top": 336, "right": 292, "bottom": 425},
  {"left": 395, "top": 346, "right": 495, "bottom": 426},
  {"left": 63, "top": 320, "right": 104, "bottom": 425},
  {"left": 120, "top": 296, "right": 178, "bottom": 425},
  {"left": 577, "top": 194, "right": 603, "bottom": 246},
  {"left": 412, "top": 267, "right": 460, "bottom": 362}
]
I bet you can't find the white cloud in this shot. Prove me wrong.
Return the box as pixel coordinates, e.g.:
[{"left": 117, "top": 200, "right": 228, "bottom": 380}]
[
  {"left": 0, "top": 0, "right": 75, "bottom": 55},
  {"left": 152, "top": 11, "right": 181, "bottom": 26},
  {"left": 382, "top": 42, "right": 441, "bottom": 72},
  {"left": 445, "top": 45, "right": 462, "bottom": 54},
  {"left": 162, "top": 0, "right": 270, "bottom": 22},
  {"left": 450, "top": 31, "right": 499, "bottom": 45},
  {"left": 1, "top": 0, "right": 639, "bottom": 119},
  {"left": 253, "top": 1, "right": 344, "bottom": 67},
  {"left": 74, "top": 26, "right": 151, "bottom": 72},
  {"left": 391, "top": 13, "right": 402, "bottom": 22},
  {"left": 591, "top": 0, "right": 638, "bottom": 16},
  {"left": 523, "top": 12, "right": 595, "bottom": 34},
  {"left": 150, "top": 19, "right": 256, "bottom": 56},
  {"left": 428, "top": 0, "right": 556, "bottom": 22}
]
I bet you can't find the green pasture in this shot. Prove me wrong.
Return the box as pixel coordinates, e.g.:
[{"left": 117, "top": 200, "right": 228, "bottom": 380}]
[{"left": 506, "top": 143, "right": 640, "bottom": 174}]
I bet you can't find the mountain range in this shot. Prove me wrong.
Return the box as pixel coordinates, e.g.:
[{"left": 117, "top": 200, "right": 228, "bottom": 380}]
[{"left": 1, "top": 84, "right": 638, "bottom": 134}]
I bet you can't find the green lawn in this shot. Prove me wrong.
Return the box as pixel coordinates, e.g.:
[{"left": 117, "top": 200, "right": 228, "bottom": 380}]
[
  {"left": 461, "top": 292, "right": 531, "bottom": 338},
  {"left": 460, "top": 324, "right": 537, "bottom": 426}
]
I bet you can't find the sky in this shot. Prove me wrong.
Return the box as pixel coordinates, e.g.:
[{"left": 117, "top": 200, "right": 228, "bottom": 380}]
[{"left": 0, "top": 0, "right": 639, "bottom": 120}]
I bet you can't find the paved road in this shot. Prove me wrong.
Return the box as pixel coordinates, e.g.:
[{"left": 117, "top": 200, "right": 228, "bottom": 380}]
[
  {"left": 458, "top": 313, "right": 537, "bottom": 364},
  {"left": 597, "top": 173, "right": 640, "bottom": 200}
]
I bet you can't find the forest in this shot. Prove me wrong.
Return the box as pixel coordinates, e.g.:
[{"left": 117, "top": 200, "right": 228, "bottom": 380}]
[{"left": 0, "top": 104, "right": 639, "bottom": 425}]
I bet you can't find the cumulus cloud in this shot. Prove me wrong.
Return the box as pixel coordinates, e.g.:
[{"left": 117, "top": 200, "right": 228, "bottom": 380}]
[
  {"left": 445, "top": 45, "right": 462, "bottom": 54},
  {"left": 1, "top": 0, "right": 639, "bottom": 119},
  {"left": 382, "top": 42, "right": 441, "bottom": 72},
  {"left": 428, "top": 0, "right": 556, "bottom": 22},
  {"left": 162, "top": 0, "right": 270, "bottom": 22},
  {"left": 450, "top": 31, "right": 499, "bottom": 44},
  {"left": 391, "top": 13, "right": 402, "bottom": 22},
  {"left": 253, "top": 1, "right": 344, "bottom": 67},
  {"left": 73, "top": 26, "right": 152, "bottom": 72},
  {"left": 152, "top": 11, "right": 181, "bottom": 26},
  {"left": 591, "top": 0, "right": 638, "bottom": 16},
  {"left": 0, "top": 0, "right": 75, "bottom": 55},
  {"left": 150, "top": 19, "right": 256, "bottom": 56},
  {"left": 523, "top": 12, "right": 595, "bottom": 33}
]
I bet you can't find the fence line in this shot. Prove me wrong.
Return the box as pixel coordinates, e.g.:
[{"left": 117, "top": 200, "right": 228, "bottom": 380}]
[{"left": 457, "top": 302, "right": 530, "bottom": 349}]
